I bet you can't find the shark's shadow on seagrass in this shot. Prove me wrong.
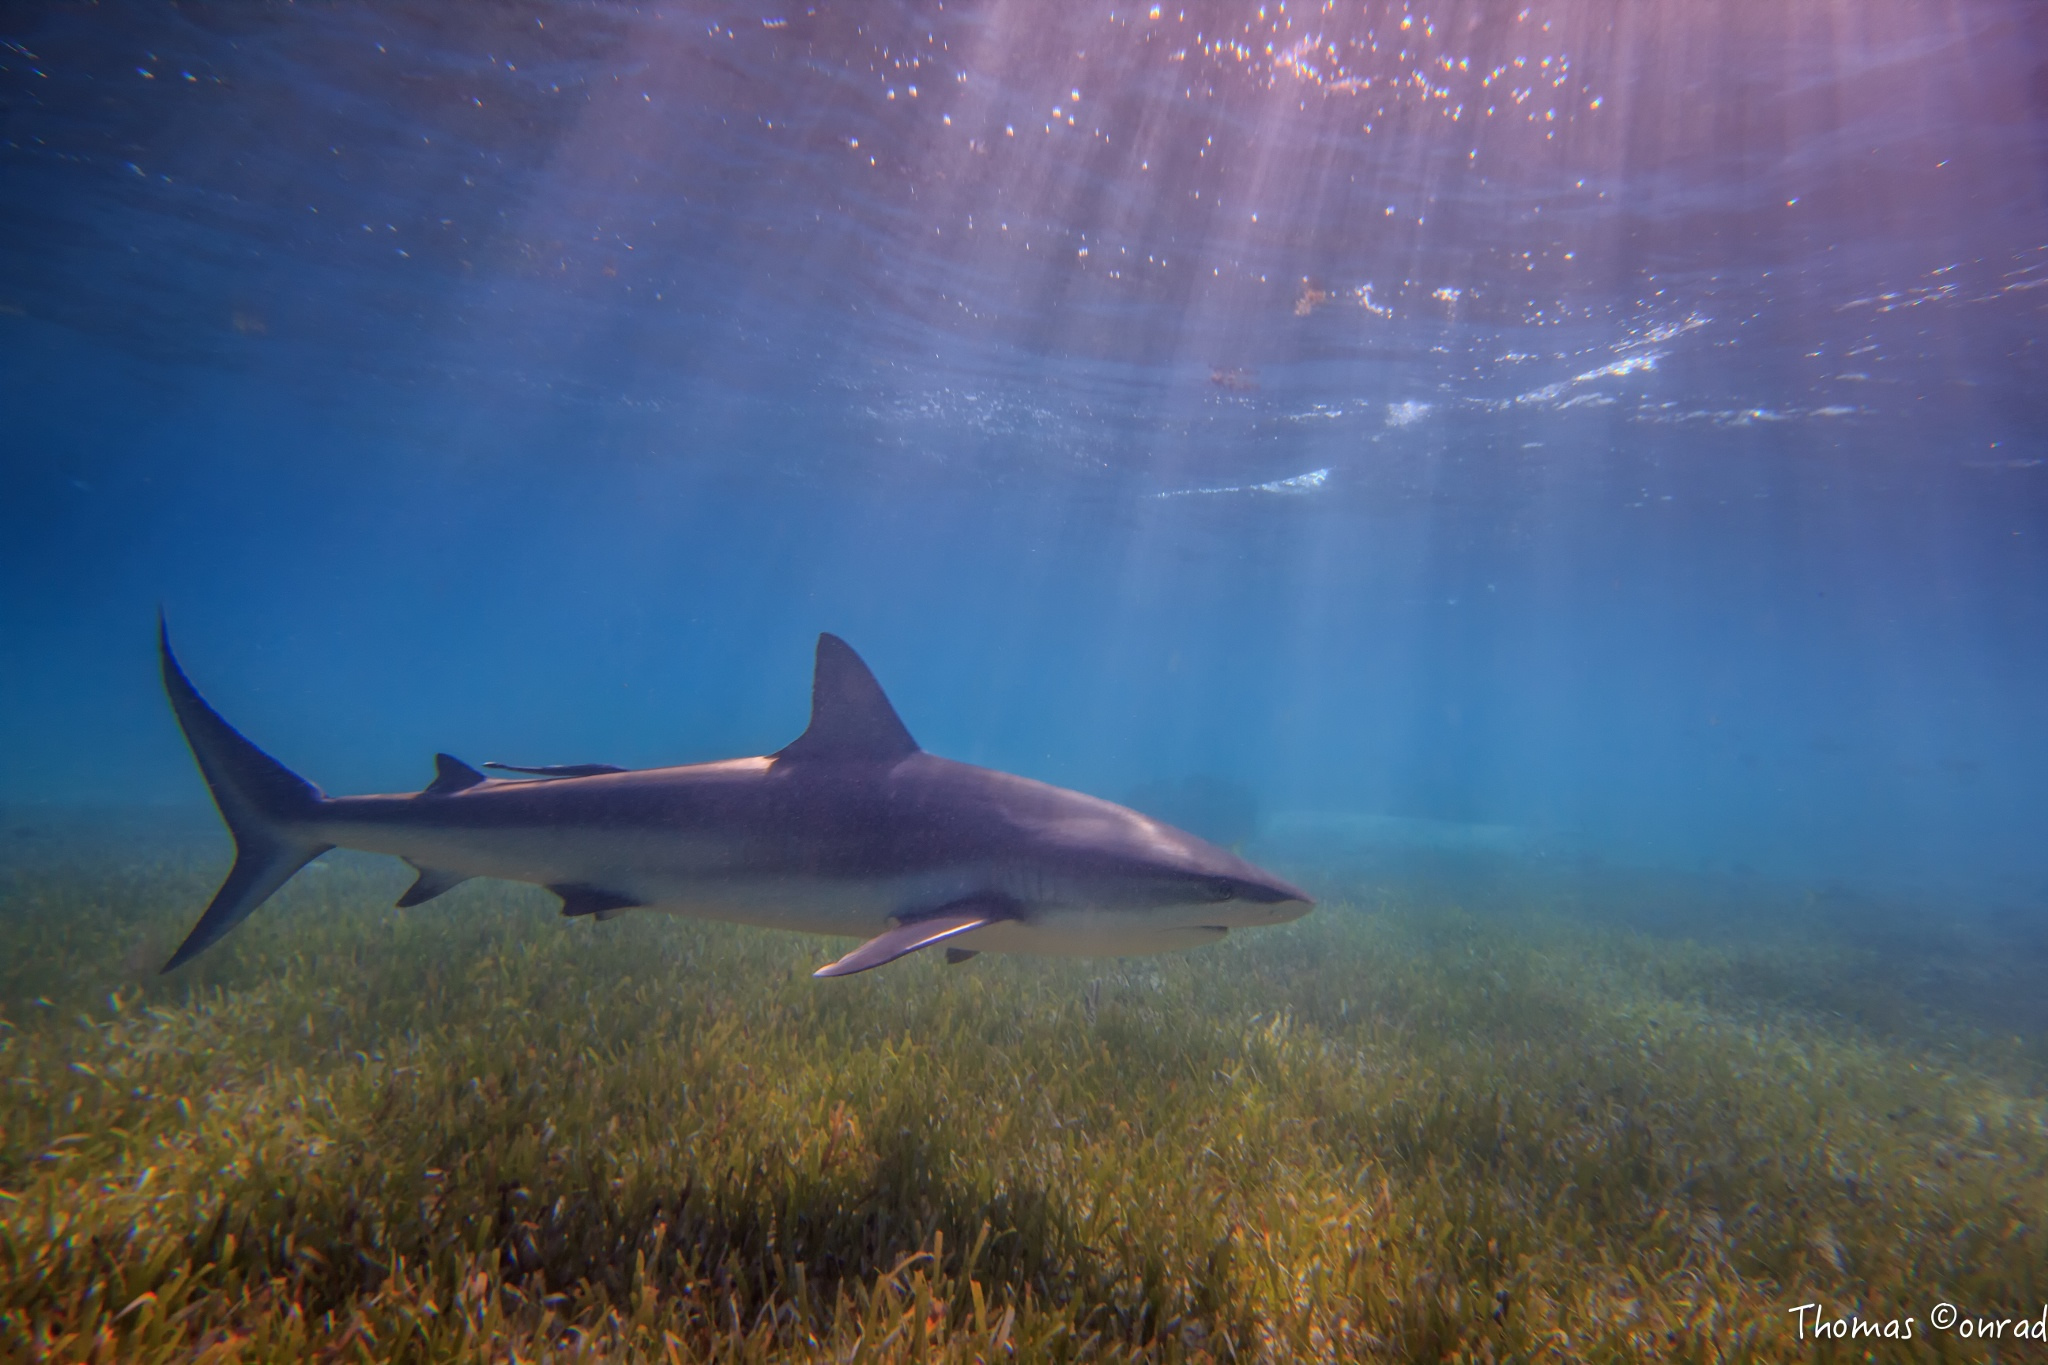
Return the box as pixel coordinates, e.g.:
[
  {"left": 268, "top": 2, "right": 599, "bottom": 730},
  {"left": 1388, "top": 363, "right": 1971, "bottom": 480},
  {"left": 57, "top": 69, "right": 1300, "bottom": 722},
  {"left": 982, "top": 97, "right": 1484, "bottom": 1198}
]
[
  {"left": 488, "top": 1129, "right": 1105, "bottom": 1319},
  {"left": 157, "top": 622, "right": 1311, "bottom": 977},
  {"left": 132, "top": 1128, "right": 1110, "bottom": 1346}
]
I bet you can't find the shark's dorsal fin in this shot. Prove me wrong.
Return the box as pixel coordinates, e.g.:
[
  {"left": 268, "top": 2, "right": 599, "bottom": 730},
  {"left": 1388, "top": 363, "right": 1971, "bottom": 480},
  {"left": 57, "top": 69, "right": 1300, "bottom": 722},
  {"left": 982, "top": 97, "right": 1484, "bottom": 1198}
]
[
  {"left": 775, "top": 634, "right": 919, "bottom": 764},
  {"left": 423, "top": 753, "right": 486, "bottom": 795}
]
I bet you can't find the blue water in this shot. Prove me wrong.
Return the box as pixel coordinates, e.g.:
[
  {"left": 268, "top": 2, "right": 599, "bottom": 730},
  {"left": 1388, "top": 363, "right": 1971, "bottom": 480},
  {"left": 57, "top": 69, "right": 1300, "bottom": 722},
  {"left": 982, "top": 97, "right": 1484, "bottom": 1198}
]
[{"left": 2, "top": 0, "right": 2044, "bottom": 900}]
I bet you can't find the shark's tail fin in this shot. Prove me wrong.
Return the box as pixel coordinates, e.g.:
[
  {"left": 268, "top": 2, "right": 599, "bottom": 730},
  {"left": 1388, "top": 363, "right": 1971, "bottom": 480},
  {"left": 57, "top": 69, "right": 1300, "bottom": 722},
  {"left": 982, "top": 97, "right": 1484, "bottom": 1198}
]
[{"left": 159, "top": 620, "right": 332, "bottom": 971}]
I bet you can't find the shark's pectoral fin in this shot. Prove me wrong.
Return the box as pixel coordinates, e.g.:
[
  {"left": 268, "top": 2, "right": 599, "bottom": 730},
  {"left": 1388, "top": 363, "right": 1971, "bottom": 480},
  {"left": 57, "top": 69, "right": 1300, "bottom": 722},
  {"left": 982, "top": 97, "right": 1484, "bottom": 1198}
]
[
  {"left": 396, "top": 861, "right": 473, "bottom": 908},
  {"left": 945, "top": 947, "right": 980, "bottom": 965},
  {"left": 422, "top": 753, "right": 486, "bottom": 795},
  {"left": 813, "top": 910, "right": 1000, "bottom": 978},
  {"left": 553, "top": 883, "right": 644, "bottom": 919}
]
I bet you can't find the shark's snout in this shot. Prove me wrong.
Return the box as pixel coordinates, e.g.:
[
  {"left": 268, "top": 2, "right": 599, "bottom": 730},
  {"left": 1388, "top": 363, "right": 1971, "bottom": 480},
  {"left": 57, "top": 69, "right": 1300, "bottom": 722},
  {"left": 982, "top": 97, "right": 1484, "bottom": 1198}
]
[
  {"left": 1247, "top": 881, "right": 1314, "bottom": 924},
  {"left": 1236, "top": 873, "right": 1312, "bottom": 907},
  {"left": 1271, "top": 895, "right": 1315, "bottom": 923},
  {"left": 1201, "top": 866, "right": 1313, "bottom": 926}
]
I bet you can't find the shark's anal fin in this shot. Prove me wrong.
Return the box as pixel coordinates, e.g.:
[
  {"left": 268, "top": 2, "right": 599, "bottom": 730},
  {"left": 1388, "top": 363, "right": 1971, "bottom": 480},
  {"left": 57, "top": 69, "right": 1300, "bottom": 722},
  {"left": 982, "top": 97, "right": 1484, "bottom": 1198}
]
[
  {"left": 552, "top": 883, "right": 644, "bottom": 920},
  {"left": 813, "top": 904, "right": 1006, "bottom": 978},
  {"left": 423, "top": 753, "right": 486, "bottom": 795},
  {"left": 945, "top": 947, "right": 980, "bottom": 965},
  {"left": 396, "top": 861, "right": 473, "bottom": 908},
  {"left": 482, "top": 762, "right": 629, "bottom": 779}
]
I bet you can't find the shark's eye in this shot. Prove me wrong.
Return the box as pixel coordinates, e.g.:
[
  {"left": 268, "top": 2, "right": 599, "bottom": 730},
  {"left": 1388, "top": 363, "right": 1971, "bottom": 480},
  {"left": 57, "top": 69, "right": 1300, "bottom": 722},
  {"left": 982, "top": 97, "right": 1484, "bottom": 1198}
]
[{"left": 1207, "top": 878, "right": 1237, "bottom": 902}]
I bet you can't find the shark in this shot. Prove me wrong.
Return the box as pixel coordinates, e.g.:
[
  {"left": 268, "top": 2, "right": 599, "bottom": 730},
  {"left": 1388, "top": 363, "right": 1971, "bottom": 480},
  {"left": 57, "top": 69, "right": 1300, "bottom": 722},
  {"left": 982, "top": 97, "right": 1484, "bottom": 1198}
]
[{"left": 159, "top": 626, "right": 1312, "bottom": 975}]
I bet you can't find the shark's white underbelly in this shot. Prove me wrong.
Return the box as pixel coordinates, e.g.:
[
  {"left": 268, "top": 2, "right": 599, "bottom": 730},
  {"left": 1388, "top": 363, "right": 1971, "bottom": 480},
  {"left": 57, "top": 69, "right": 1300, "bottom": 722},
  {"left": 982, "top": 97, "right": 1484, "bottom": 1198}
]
[
  {"left": 943, "top": 917, "right": 1227, "bottom": 957},
  {"left": 643, "top": 887, "right": 1228, "bottom": 957},
  {"left": 317, "top": 819, "right": 1228, "bottom": 956}
]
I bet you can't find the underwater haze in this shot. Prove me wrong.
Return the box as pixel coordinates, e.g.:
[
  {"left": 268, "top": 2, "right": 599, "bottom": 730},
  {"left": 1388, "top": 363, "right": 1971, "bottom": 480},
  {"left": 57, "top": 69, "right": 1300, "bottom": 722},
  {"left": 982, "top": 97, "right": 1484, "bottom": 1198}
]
[
  {"left": 5, "top": 1, "right": 2048, "bottom": 1360},
  {"left": 1, "top": 0, "right": 2042, "bottom": 892}
]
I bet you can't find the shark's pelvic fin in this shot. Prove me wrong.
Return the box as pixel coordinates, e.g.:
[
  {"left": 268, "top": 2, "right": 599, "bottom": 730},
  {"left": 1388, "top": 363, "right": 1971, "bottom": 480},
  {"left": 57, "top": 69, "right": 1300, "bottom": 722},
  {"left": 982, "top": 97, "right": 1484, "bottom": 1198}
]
[
  {"left": 159, "top": 618, "right": 332, "bottom": 971},
  {"left": 775, "top": 634, "right": 919, "bottom": 764},
  {"left": 423, "top": 753, "right": 486, "bottom": 795},
  {"left": 482, "top": 761, "right": 629, "bottom": 779},
  {"left": 813, "top": 908, "right": 999, "bottom": 977},
  {"left": 552, "top": 883, "right": 643, "bottom": 919},
  {"left": 945, "top": 947, "right": 980, "bottom": 965},
  {"left": 396, "top": 861, "right": 473, "bottom": 907}
]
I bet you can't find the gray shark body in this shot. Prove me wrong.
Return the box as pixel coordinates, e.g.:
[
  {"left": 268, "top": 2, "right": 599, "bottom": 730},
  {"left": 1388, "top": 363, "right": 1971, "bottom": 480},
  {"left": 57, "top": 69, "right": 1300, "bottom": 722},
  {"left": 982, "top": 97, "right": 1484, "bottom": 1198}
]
[{"left": 161, "top": 628, "right": 1311, "bottom": 975}]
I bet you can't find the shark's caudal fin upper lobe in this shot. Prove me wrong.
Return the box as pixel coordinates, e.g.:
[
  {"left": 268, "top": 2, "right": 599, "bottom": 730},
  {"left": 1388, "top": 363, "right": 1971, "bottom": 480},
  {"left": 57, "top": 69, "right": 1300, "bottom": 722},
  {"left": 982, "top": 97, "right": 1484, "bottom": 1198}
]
[{"left": 159, "top": 619, "right": 332, "bottom": 971}]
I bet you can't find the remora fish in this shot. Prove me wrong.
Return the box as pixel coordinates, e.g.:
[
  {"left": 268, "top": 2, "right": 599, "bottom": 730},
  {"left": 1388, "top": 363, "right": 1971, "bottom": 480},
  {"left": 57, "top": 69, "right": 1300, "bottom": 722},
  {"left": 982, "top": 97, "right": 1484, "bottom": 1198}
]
[{"left": 159, "top": 626, "right": 1312, "bottom": 975}]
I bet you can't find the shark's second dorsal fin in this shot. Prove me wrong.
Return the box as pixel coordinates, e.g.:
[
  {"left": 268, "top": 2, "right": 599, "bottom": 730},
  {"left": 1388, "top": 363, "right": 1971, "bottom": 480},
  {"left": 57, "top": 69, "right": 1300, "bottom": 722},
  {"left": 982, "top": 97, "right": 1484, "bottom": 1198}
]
[
  {"left": 423, "top": 753, "right": 486, "bottom": 795},
  {"left": 482, "top": 761, "right": 629, "bottom": 779},
  {"left": 775, "top": 634, "right": 919, "bottom": 764}
]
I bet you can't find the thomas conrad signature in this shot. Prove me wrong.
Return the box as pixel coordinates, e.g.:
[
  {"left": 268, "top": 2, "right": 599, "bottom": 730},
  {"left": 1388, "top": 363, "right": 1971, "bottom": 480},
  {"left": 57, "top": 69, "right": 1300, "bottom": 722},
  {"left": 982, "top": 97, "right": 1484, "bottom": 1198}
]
[{"left": 1790, "top": 1301, "right": 2048, "bottom": 1343}]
